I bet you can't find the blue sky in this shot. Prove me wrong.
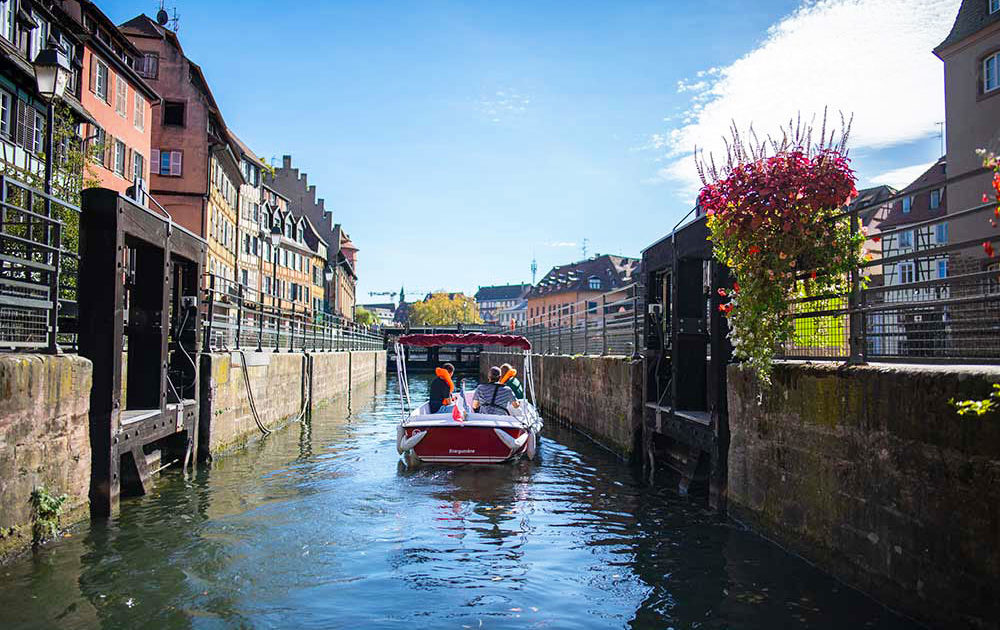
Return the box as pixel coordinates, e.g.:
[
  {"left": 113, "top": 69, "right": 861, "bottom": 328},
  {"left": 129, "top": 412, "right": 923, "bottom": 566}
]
[{"left": 103, "top": 0, "right": 958, "bottom": 301}]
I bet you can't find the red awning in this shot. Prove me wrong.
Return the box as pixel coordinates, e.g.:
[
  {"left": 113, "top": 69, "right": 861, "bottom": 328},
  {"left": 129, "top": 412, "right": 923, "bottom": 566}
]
[{"left": 397, "top": 333, "right": 531, "bottom": 350}]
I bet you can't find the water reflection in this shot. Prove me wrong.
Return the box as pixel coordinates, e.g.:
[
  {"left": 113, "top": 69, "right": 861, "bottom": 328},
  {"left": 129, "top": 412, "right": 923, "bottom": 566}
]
[{"left": 0, "top": 376, "right": 917, "bottom": 629}]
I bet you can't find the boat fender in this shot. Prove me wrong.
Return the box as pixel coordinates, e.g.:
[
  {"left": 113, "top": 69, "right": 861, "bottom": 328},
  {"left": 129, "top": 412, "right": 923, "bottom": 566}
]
[
  {"left": 499, "top": 368, "right": 516, "bottom": 385},
  {"left": 526, "top": 432, "right": 537, "bottom": 459},
  {"left": 493, "top": 428, "right": 529, "bottom": 452},
  {"left": 397, "top": 427, "right": 427, "bottom": 453}
]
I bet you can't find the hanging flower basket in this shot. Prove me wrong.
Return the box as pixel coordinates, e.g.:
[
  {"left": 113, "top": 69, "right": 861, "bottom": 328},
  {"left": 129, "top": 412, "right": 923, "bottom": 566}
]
[{"left": 696, "top": 115, "right": 865, "bottom": 384}]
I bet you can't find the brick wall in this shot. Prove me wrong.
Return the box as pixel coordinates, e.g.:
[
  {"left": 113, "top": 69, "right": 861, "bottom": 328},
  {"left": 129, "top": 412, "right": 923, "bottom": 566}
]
[
  {"left": 728, "top": 361, "right": 1000, "bottom": 628},
  {"left": 481, "top": 351, "right": 641, "bottom": 458},
  {"left": 0, "top": 355, "right": 92, "bottom": 559}
]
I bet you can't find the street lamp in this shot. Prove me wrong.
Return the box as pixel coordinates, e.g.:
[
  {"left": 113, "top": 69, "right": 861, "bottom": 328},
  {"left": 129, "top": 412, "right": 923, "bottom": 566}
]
[{"left": 32, "top": 47, "right": 72, "bottom": 195}]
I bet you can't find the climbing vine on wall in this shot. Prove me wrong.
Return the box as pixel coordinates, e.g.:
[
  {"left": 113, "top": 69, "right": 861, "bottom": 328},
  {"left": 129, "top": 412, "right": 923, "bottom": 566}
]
[{"left": 696, "top": 113, "right": 864, "bottom": 384}]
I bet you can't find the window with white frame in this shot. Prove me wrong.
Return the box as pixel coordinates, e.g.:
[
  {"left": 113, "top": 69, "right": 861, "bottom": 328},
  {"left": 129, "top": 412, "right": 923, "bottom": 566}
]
[
  {"left": 930, "top": 188, "right": 942, "bottom": 209},
  {"left": 30, "top": 111, "right": 45, "bottom": 153},
  {"left": 92, "top": 58, "right": 110, "bottom": 102},
  {"left": 898, "top": 230, "right": 913, "bottom": 248},
  {"left": 30, "top": 12, "right": 49, "bottom": 63},
  {"left": 113, "top": 139, "right": 125, "bottom": 176},
  {"left": 985, "top": 51, "right": 1000, "bottom": 93},
  {"left": 133, "top": 151, "right": 144, "bottom": 185},
  {"left": 902, "top": 196, "right": 913, "bottom": 213},
  {"left": 898, "top": 261, "right": 916, "bottom": 284},
  {"left": 935, "top": 222, "right": 948, "bottom": 244},
  {"left": 588, "top": 276, "right": 601, "bottom": 290},
  {"left": 0, "top": 88, "right": 11, "bottom": 138},
  {"left": 138, "top": 52, "right": 158, "bottom": 79},
  {"left": 937, "top": 259, "right": 948, "bottom": 279},
  {"left": 992, "top": 0, "right": 1000, "bottom": 14},
  {"left": 0, "top": 0, "right": 14, "bottom": 42},
  {"left": 134, "top": 93, "right": 145, "bottom": 131}
]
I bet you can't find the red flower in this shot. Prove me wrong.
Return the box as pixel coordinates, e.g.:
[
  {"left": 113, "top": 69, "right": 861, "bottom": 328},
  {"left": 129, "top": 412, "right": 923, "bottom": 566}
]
[
  {"left": 810, "top": 271, "right": 817, "bottom": 280},
  {"left": 872, "top": 235, "right": 881, "bottom": 243},
  {"left": 733, "top": 281, "right": 741, "bottom": 293},
  {"left": 718, "top": 304, "right": 727, "bottom": 312},
  {"left": 983, "top": 193, "right": 990, "bottom": 203},
  {"left": 748, "top": 246, "right": 761, "bottom": 256},
  {"left": 984, "top": 241, "right": 996, "bottom": 258},
  {"left": 717, "top": 288, "right": 728, "bottom": 297}
]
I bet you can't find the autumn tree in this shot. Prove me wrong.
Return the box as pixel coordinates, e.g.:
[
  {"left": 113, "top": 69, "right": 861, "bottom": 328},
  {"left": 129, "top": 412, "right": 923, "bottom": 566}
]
[{"left": 409, "top": 293, "right": 483, "bottom": 325}]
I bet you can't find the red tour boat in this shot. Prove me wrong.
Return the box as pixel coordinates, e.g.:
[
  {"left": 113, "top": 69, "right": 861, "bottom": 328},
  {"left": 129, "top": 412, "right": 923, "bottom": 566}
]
[{"left": 394, "top": 333, "right": 543, "bottom": 464}]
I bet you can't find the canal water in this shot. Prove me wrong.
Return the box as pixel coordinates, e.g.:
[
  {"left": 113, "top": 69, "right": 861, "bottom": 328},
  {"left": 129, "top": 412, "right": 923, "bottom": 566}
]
[{"left": 0, "top": 377, "right": 917, "bottom": 629}]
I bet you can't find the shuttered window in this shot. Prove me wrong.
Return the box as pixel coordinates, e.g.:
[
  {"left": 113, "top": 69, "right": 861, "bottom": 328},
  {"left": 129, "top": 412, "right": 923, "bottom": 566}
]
[
  {"left": 115, "top": 76, "right": 127, "bottom": 116},
  {"left": 91, "top": 57, "right": 110, "bottom": 102},
  {"left": 151, "top": 149, "right": 183, "bottom": 176},
  {"left": 113, "top": 139, "right": 126, "bottom": 176},
  {"left": 134, "top": 93, "right": 144, "bottom": 130},
  {"left": 0, "top": 88, "right": 11, "bottom": 138},
  {"left": 133, "top": 151, "right": 144, "bottom": 186}
]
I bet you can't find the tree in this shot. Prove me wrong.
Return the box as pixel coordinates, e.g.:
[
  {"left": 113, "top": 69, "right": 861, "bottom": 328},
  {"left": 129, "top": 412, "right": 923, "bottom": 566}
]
[
  {"left": 355, "top": 306, "right": 377, "bottom": 326},
  {"left": 409, "top": 293, "right": 483, "bottom": 325}
]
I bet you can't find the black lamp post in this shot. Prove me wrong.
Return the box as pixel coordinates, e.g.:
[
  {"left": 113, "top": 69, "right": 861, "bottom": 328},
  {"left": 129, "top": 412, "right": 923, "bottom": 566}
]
[{"left": 32, "top": 47, "right": 72, "bottom": 195}]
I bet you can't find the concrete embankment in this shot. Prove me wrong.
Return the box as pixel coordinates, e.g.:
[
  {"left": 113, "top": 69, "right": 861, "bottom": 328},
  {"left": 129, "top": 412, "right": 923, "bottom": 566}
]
[
  {"left": 480, "top": 351, "right": 642, "bottom": 459},
  {"left": 0, "top": 354, "right": 93, "bottom": 559},
  {"left": 199, "top": 350, "right": 386, "bottom": 456},
  {"left": 728, "top": 361, "right": 1000, "bottom": 629}
]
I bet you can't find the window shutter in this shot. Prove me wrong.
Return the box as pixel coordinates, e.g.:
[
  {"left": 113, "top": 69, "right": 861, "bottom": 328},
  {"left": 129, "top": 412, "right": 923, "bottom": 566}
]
[
  {"left": 104, "top": 136, "right": 112, "bottom": 169},
  {"left": 89, "top": 56, "right": 96, "bottom": 93},
  {"left": 125, "top": 147, "right": 133, "bottom": 181},
  {"left": 14, "top": 99, "right": 27, "bottom": 148},
  {"left": 169, "top": 150, "right": 182, "bottom": 176},
  {"left": 150, "top": 149, "right": 160, "bottom": 176}
]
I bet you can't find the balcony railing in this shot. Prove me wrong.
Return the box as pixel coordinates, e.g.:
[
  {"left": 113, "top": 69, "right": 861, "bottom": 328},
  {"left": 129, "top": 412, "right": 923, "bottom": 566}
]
[
  {"left": 202, "top": 273, "right": 383, "bottom": 353},
  {"left": 0, "top": 174, "right": 80, "bottom": 353},
  {"left": 521, "top": 283, "right": 644, "bottom": 357}
]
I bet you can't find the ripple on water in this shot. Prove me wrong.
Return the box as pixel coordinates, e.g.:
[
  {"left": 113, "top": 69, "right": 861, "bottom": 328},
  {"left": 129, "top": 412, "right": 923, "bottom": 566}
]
[{"left": 0, "top": 378, "right": 920, "bottom": 630}]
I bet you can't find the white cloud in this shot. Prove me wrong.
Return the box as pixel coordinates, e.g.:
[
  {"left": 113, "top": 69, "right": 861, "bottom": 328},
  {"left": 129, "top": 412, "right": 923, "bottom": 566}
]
[
  {"left": 868, "top": 161, "right": 937, "bottom": 189},
  {"left": 546, "top": 241, "right": 577, "bottom": 248},
  {"left": 649, "top": 0, "right": 960, "bottom": 198},
  {"left": 477, "top": 90, "right": 531, "bottom": 123}
]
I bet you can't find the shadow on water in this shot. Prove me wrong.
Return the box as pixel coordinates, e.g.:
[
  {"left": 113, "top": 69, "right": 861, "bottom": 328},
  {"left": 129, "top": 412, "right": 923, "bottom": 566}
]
[{"left": 0, "top": 375, "right": 919, "bottom": 629}]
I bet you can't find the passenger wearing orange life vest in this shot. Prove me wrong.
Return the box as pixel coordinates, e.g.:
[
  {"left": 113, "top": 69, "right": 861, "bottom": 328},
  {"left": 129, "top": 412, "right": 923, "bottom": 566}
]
[
  {"left": 429, "top": 363, "right": 457, "bottom": 414},
  {"left": 499, "top": 363, "right": 525, "bottom": 399}
]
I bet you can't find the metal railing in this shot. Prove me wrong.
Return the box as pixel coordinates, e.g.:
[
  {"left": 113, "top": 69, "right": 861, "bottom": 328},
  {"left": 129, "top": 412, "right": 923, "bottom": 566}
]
[
  {"left": 0, "top": 174, "right": 80, "bottom": 352},
  {"left": 779, "top": 182, "right": 1000, "bottom": 363},
  {"left": 521, "top": 283, "right": 644, "bottom": 357},
  {"left": 202, "top": 273, "right": 383, "bottom": 353}
]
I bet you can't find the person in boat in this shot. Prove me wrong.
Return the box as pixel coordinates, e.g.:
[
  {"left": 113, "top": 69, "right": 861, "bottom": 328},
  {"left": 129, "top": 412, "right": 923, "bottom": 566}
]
[
  {"left": 472, "top": 366, "right": 520, "bottom": 415},
  {"left": 498, "top": 363, "right": 525, "bottom": 399},
  {"left": 429, "top": 363, "right": 457, "bottom": 414}
]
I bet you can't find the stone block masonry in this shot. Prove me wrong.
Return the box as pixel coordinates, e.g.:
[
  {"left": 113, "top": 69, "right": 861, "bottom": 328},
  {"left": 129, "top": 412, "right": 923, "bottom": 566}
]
[
  {"left": 728, "top": 361, "right": 1000, "bottom": 629},
  {"left": 480, "top": 352, "right": 642, "bottom": 458},
  {"left": 199, "top": 350, "right": 386, "bottom": 457},
  {"left": 0, "top": 355, "right": 93, "bottom": 559}
]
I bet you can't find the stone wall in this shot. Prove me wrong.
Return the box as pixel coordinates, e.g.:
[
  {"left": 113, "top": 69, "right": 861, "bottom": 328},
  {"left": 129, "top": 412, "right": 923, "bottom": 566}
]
[
  {"left": 200, "top": 350, "right": 386, "bottom": 457},
  {"left": 481, "top": 352, "right": 642, "bottom": 458},
  {"left": 0, "top": 355, "right": 93, "bottom": 558},
  {"left": 728, "top": 362, "right": 1000, "bottom": 629}
]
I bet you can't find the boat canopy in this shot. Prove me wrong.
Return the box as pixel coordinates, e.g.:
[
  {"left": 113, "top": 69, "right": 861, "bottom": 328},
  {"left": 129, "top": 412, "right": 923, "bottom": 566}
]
[{"left": 397, "top": 333, "right": 531, "bottom": 350}]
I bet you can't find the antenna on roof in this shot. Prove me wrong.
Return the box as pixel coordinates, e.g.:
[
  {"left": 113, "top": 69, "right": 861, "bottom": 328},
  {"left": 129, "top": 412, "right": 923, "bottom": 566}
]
[
  {"left": 935, "top": 121, "right": 944, "bottom": 156},
  {"left": 582, "top": 238, "right": 589, "bottom": 259},
  {"left": 156, "top": 2, "right": 179, "bottom": 31},
  {"left": 530, "top": 255, "right": 537, "bottom": 285}
]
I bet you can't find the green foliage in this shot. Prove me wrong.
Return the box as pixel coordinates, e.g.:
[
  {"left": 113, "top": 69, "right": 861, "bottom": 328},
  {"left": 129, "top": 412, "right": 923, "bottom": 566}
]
[
  {"left": 410, "top": 292, "right": 483, "bottom": 325},
  {"left": 951, "top": 384, "right": 1000, "bottom": 417},
  {"left": 29, "top": 485, "right": 67, "bottom": 545},
  {"left": 355, "top": 306, "right": 377, "bottom": 326}
]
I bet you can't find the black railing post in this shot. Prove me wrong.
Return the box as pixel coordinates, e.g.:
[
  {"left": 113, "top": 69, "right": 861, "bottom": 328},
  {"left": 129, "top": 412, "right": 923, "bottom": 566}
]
[
  {"left": 847, "top": 206, "right": 865, "bottom": 365},
  {"left": 546, "top": 311, "right": 551, "bottom": 354},
  {"left": 631, "top": 292, "right": 640, "bottom": 360},
  {"left": 601, "top": 294, "right": 607, "bottom": 356},
  {"left": 569, "top": 305, "right": 575, "bottom": 355},
  {"left": 205, "top": 274, "right": 216, "bottom": 352},
  {"left": 47, "top": 219, "right": 61, "bottom": 353},
  {"left": 235, "top": 284, "right": 243, "bottom": 350},
  {"left": 583, "top": 300, "right": 589, "bottom": 355},
  {"left": 256, "top": 296, "right": 263, "bottom": 352},
  {"left": 557, "top": 305, "right": 562, "bottom": 355},
  {"left": 274, "top": 306, "right": 280, "bottom": 352}
]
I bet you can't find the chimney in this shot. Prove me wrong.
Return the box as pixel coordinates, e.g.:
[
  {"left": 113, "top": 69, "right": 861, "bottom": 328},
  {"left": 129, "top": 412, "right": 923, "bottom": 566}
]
[{"left": 282, "top": 155, "right": 292, "bottom": 169}]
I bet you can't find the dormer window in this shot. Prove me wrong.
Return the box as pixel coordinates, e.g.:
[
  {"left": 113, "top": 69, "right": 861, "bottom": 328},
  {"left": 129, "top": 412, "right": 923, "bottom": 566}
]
[
  {"left": 985, "top": 52, "right": 1000, "bottom": 93},
  {"left": 902, "top": 196, "right": 912, "bottom": 213},
  {"left": 930, "top": 188, "right": 942, "bottom": 210},
  {"left": 588, "top": 276, "right": 602, "bottom": 290},
  {"left": 297, "top": 224, "right": 304, "bottom": 242}
]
